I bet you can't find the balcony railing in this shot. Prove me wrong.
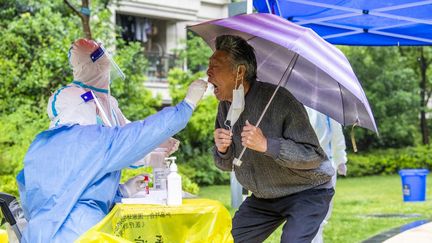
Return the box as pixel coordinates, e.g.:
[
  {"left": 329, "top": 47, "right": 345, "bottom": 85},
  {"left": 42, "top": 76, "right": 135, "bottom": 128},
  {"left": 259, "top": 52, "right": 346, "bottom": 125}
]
[{"left": 145, "top": 51, "right": 180, "bottom": 83}]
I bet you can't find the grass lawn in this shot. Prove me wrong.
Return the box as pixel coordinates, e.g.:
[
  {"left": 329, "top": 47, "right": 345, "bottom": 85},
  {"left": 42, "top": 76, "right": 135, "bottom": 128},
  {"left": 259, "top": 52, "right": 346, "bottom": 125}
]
[{"left": 199, "top": 174, "right": 432, "bottom": 242}]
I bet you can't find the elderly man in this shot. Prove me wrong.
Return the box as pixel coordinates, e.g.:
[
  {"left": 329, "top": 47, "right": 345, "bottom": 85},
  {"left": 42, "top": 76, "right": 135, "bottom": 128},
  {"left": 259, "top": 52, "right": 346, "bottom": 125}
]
[{"left": 209, "top": 35, "right": 334, "bottom": 243}]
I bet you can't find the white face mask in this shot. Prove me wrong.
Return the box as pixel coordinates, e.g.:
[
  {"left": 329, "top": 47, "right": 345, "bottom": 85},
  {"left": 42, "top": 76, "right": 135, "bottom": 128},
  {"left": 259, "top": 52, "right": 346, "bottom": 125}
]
[{"left": 225, "top": 67, "right": 245, "bottom": 131}]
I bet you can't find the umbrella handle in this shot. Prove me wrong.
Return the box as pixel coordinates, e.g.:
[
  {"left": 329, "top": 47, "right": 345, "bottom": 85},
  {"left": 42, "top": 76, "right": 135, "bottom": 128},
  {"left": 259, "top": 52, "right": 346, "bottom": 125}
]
[
  {"left": 350, "top": 121, "right": 358, "bottom": 152},
  {"left": 233, "top": 147, "right": 247, "bottom": 167},
  {"left": 233, "top": 54, "right": 299, "bottom": 169}
]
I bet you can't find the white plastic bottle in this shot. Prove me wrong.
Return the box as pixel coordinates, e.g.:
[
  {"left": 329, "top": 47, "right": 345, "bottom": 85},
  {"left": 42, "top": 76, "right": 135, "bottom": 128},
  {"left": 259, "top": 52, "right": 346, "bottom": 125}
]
[
  {"left": 149, "top": 150, "right": 167, "bottom": 190},
  {"left": 167, "top": 157, "right": 182, "bottom": 206}
]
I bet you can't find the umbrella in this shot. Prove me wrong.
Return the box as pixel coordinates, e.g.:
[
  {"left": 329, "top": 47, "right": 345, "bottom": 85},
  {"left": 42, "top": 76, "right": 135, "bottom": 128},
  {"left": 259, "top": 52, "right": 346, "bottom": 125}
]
[{"left": 188, "top": 13, "right": 377, "bottom": 165}]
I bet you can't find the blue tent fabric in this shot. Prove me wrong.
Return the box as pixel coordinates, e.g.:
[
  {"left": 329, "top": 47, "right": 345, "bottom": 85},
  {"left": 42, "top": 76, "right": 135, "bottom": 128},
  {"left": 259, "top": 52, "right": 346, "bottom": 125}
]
[{"left": 254, "top": 0, "right": 432, "bottom": 46}]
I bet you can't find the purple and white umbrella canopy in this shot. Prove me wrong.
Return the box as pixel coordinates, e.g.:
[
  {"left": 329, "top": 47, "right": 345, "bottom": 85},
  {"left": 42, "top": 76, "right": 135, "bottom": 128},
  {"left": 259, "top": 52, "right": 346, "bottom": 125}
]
[{"left": 189, "top": 13, "right": 378, "bottom": 133}]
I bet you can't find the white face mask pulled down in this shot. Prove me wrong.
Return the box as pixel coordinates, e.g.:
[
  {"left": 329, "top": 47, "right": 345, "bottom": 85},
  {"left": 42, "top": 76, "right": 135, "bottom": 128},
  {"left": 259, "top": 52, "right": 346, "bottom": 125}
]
[{"left": 224, "top": 67, "right": 245, "bottom": 132}]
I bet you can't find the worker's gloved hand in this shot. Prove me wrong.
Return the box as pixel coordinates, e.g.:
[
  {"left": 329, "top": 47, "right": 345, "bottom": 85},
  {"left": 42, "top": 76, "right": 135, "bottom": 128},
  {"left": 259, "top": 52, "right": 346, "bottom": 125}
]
[
  {"left": 159, "top": 138, "right": 180, "bottom": 155},
  {"left": 119, "top": 174, "right": 149, "bottom": 197},
  {"left": 184, "top": 79, "right": 208, "bottom": 109},
  {"left": 130, "top": 139, "right": 178, "bottom": 168},
  {"left": 337, "top": 163, "right": 347, "bottom": 176}
]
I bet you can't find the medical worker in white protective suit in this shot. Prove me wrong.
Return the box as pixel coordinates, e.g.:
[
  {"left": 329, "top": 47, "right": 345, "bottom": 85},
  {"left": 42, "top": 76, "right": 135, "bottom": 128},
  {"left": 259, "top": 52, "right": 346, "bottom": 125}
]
[
  {"left": 59, "top": 38, "right": 180, "bottom": 166},
  {"left": 16, "top": 38, "right": 207, "bottom": 243},
  {"left": 305, "top": 107, "right": 347, "bottom": 243}
]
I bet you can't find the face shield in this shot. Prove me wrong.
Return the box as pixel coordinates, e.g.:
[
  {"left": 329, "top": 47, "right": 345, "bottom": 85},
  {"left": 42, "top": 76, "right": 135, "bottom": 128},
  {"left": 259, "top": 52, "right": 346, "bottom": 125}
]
[
  {"left": 69, "top": 39, "right": 126, "bottom": 90},
  {"left": 90, "top": 45, "right": 126, "bottom": 84},
  {"left": 67, "top": 39, "right": 125, "bottom": 127}
]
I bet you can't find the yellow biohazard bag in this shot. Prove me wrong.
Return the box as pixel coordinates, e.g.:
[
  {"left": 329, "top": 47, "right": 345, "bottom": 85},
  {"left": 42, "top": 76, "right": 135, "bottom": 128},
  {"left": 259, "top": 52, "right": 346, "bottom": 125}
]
[
  {"left": 0, "top": 229, "right": 8, "bottom": 243},
  {"left": 76, "top": 199, "right": 233, "bottom": 243}
]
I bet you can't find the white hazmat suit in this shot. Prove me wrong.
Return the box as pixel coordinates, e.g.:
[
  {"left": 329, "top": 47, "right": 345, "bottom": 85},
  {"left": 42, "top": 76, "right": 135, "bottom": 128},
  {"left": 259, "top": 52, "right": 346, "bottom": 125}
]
[{"left": 306, "top": 107, "right": 347, "bottom": 243}]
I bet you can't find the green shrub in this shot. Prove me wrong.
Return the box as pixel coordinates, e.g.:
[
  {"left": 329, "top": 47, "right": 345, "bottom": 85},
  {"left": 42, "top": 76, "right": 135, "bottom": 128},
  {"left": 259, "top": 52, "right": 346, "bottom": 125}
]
[
  {"left": 347, "top": 145, "right": 432, "bottom": 177},
  {"left": 0, "top": 105, "right": 47, "bottom": 197},
  {"left": 167, "top": 68, "right": 230, "bottom": 186},
  {"left": 341, "top": 46, "right": 421, "bottom": 150},
  {"left": 179, "top": 153, "right": 230, "bottom": 186},
  {"left": 0, "top": 175, "right": 19, "bottom": 197}
]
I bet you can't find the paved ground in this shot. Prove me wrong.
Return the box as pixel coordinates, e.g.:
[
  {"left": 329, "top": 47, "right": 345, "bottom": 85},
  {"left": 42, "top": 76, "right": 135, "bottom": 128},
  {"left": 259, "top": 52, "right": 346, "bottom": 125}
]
[
  {"left": 384, "top": 221, "right": 432, "bottom": 243},
  {"left": 363, "top": 220, "right": 431, "bottom": 242}
]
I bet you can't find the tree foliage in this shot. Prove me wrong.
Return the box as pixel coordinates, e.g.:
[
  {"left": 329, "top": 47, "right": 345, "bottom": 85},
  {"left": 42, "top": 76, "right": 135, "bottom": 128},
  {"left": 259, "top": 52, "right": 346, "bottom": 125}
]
[
  {"left": 398, "top": 47, "right": 432, "bottom": 145},
  {"left": 340, "top": 46, "right": 421, "bottom": 149},
  {"left": 177, "top": 32, "right": 213, "bottom": 73},
  {"left": 168, "top": 34, "right": 230, "bottom": 185},
  {"left": 0, "top": 0, "right": 160, "bottom": 195},
  {"left": 168, "top": 68, "right": 230, "bottom": 185}
]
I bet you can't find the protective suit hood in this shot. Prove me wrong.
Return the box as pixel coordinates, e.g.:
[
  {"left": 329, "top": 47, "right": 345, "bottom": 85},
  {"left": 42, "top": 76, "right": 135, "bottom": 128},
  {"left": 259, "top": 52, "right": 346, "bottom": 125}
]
[
  {"left": 68, "top": 39, "right": 125, "bottom": 91},
  {"left": 47, "top": 86, "right": 98, "bottom": 128},
  {"left": 65, "top": 39, "right": 127, "bottom": 127}
]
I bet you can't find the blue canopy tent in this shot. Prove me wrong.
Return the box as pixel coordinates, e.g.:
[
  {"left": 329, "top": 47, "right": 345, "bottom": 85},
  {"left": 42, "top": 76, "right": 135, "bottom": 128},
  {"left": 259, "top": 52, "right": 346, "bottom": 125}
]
[{"left": 253, "top": 0, "right": 432, "bottom": 46}]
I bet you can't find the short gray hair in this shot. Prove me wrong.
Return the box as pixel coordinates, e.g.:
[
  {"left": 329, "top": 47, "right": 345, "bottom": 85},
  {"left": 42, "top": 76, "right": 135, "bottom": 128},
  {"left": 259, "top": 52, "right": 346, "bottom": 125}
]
[{"left": 215, "top": 35, "right": 257, "bottom": 83}]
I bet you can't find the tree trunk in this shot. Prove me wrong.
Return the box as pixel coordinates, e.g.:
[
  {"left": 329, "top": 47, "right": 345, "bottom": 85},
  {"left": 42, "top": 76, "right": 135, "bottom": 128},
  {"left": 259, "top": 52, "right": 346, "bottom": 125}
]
[
  {"left": 419, "top": 47, "right": 430, "bottom": 145},
  {"left": 81, "top": 0, "right": 92, "bottom": 39},
  {"left": 64, "top": 0, "right": 92, "bottom": 39}
]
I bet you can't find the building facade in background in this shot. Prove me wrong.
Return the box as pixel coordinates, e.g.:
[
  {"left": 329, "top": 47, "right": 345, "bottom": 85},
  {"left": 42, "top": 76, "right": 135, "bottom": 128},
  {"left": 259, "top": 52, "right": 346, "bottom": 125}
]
[{"left": 112, "top": 0, "right": 230, "bottom": 104}]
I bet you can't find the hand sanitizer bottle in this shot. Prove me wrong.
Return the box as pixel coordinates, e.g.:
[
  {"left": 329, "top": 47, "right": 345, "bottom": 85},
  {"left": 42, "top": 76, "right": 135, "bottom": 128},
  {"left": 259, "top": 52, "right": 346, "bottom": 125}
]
[{"left": 167, "top": 157, "right": 182, "bottom": 206}]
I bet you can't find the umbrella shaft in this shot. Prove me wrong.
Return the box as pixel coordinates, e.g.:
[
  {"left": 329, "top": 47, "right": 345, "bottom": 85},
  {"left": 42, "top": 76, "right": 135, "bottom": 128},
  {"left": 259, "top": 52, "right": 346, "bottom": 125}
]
[{"left": 234, "top": 53, "right": 299, "bottom": 168}]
